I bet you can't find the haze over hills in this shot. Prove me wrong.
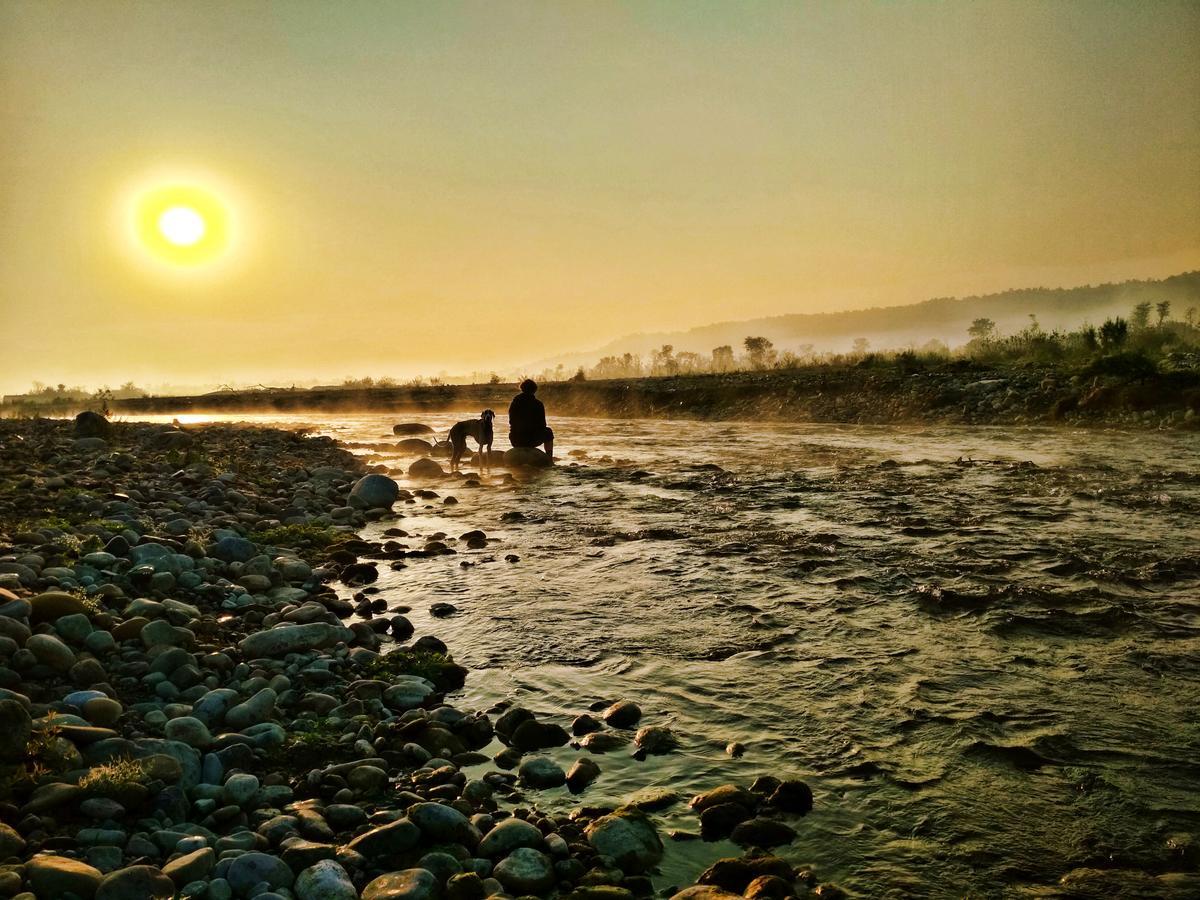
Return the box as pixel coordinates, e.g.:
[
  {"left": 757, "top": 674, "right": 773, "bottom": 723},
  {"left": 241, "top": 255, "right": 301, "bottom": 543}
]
[{"left": 532, "top": 272, "right": 1200, "bottom": 372}]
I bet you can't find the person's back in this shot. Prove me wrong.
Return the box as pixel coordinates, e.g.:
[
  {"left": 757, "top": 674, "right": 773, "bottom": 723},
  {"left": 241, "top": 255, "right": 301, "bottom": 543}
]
[{"left": 508, "top": 379, "right": 554, "bottom": 458}]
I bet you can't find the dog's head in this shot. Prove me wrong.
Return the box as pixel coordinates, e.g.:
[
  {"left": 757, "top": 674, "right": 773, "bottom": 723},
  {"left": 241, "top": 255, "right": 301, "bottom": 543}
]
[{"left": 481, "top": 409, "right": 495, "bottom": 423}]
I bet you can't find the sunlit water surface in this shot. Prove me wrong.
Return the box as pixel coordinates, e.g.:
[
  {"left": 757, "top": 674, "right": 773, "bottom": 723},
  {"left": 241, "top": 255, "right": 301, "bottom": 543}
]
[{"left": 140, "top": 413, "right": 1200, "bottom": 897}]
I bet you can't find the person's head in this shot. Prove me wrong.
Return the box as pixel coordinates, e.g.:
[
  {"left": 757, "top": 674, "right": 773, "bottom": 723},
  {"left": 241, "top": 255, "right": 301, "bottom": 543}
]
[{"left": 520, "top": 379, "right": 537, "bottom": 394}]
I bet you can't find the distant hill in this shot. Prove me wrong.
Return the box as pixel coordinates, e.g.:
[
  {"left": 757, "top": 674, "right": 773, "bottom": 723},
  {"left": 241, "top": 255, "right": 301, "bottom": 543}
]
[{"left": 534, "top": 271, "right": 1200, "bottom": 369}]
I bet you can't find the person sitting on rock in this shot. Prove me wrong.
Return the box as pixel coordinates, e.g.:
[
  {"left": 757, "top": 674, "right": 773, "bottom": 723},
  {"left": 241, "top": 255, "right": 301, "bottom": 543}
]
[{"left": 508, "top": 379, "right": 554, "bottom": 460}]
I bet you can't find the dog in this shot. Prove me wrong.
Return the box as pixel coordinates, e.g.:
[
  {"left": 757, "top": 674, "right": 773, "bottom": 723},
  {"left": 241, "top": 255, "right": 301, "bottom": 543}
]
[{"left": 447, "top": 409, "right": 495, "bottom": 472}]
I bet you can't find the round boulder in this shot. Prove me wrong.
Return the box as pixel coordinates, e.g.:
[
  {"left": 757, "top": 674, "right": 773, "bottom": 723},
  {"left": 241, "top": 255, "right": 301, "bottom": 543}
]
[
  {"left": 730, "top": 817, "right": 797, "bottom": 848},
  {"left": 768, "top": 779, "right": 814, "bottom": 814},
  {"left": 670, "top": 888, "right": 743, "bottom": 900},
  {"left": 0, "top": 700, "right": 32, "bottom": 763},
  {"left": 585, "top": 810, "right": 663, "bottom": 874},
  {"left": 503, "top": 447, "right": 552, "bottom": 469},
  {"left": 396, "top": 438, "right": 434, "bottom": 454},
  {"left": 393, "top": 423, "right": 435, "bottom": 435},
  {"left": 0, "top": 822, "right": 26, "bottom": 859},
  {"left": 226, "top": 851, "right": 293, "bottom": 896},
  {"left": 478, "top": 817, "right": 545, "bottom": 858},
  {"left": 408, "top": 458, "right": 445, "bottom": 478},
  {"left": 363, "top": 868, "right": 440, "bottom": 900},
  {"left": 96, "top": 864, "right": 174, "bottom": 900},
  {"left": 295, "top": 860, "right": 357, "bottom": 900},
  {"left": 350, "top": 474, "right": 400, "bottom": 508},
  {"left": 408, "top": 802, "right": 479, "bottom": 846},
  {"left": 26, "top": 633, "right": 76, "bottom": 671},
  {"left": 30, "top": 591, "right": 91, "bottom": 625},
  {"left": 602, "top": 700, "right": 642, "bottom": 729},
  {"left": 518, "top": 756, "right": 566, "bottom": 789},
  {"left": 74, "top": 410, "right": 111, "bottom": 438},
  {"left": 493, "top": 847, "right": 555, "bottom": 894},
  {"left": 26, "top": 855, "right": 103, "bottom": 898}
]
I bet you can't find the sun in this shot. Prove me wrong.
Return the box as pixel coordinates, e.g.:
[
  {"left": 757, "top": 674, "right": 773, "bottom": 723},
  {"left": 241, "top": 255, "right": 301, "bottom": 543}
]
[
  {"left": 158, "top": 205, "right": 206, "bottom": 246},
  {"left": 131, "top": 184, "right": 230, "bottom": 266}
]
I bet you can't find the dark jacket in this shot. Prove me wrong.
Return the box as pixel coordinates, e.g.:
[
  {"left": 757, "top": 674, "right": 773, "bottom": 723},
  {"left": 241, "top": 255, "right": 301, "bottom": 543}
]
[{"left": 508, "top": 393, "right": 546, "bottom": 446}]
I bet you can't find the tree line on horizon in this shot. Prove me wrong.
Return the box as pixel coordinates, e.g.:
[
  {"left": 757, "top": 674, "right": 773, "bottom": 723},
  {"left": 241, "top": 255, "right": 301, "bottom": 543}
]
[{"left": 553, "top": 298, "right": 1200, "bottom": 382}]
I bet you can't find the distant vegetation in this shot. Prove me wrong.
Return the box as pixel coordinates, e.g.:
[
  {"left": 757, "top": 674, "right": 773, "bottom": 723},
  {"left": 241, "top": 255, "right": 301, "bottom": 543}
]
[
  {"left": 530, "top": 270, "right": 1200, "bottom": 374},
  {"left": 1, "top": 381, "right": 146, "bottom": 416},
  {"left": 552, "top": 299, "right": 1199, "bottom": 383}
]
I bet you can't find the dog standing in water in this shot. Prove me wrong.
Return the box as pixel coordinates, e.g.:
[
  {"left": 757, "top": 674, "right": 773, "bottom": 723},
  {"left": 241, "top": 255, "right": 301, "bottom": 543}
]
[{"left": 447, "top": 409, "right": 495, "bottom": 472}]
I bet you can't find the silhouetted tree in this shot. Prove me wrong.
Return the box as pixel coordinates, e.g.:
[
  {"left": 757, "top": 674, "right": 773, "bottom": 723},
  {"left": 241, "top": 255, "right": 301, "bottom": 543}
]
[
  {"left": 1131, "top": 302, "right": 1152, "bottom": 330},
  {"left": 651, "top": 345, "right": 677, "bottom": 375},
  {"left": 967, "top": 318, "right": 996, "bottom": 341},
  {"left": 1099, "top": 317, "right": 1129, "bottom": 349},
  {"left": 743, "top": 336, "right": 775, "bottom": 369},
  {"left": 712, "top": 345, "right": 735, "bottom": 372},
  {"left": 1156, "top": 300, "right": 1171, "bottom": 324},
  {"left": 851, "top": 337, "right": 870, "bottom": 355},
  {"left": 1079, "top": 324, "right": 1098, "bottom": 351}
]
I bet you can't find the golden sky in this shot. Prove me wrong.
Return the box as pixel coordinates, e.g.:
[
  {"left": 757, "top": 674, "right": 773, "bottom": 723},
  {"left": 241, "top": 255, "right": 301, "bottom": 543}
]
[{"left": 2, "top": 1, "right": 1198, "bottom": 392}]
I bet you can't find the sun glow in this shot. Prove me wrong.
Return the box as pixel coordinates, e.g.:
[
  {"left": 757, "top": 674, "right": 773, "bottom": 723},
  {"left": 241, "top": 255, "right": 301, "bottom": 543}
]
[
  {"left": 158, "top": 205, "right": 206, "bottom": 246},
  {"left": 130, "top": 183, "right": 231, "bottom": 267}
]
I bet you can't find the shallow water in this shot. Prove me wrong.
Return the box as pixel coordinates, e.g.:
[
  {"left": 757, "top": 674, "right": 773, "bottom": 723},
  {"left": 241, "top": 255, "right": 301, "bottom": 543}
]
[{"left": 147, "top": 413, "right": 1200, "bottom": 897}]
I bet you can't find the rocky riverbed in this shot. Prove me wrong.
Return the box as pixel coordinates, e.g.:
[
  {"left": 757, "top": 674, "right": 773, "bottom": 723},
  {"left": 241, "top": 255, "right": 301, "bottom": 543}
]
[{"left": 0, "top": 416, "right": 824, "bottom": 900}]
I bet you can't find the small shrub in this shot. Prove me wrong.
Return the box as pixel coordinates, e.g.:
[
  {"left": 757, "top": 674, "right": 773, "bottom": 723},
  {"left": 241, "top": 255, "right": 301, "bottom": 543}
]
[
  {"left": 78, "top": 758, "right": 145, "bottom": 792},
  {"left": 248, "top": 523, "right": 343, "bottom": 552},
  {"left": 363, "top": 650, "right": 467, "bottom": 691},
  {"left": 1084, "top": 351, "right": 1158, "bottom": 380}
]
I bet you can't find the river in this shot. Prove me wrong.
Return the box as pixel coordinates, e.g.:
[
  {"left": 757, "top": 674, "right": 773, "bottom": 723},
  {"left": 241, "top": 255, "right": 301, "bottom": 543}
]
[{"left": 143, "top": 412, "right": 1200, "bottom": 898}]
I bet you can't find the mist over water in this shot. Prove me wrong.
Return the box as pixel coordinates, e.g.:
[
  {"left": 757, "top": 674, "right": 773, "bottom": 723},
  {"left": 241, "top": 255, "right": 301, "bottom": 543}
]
[{"left": 146, "top": 413, "right": 1200, "bottom": 896}]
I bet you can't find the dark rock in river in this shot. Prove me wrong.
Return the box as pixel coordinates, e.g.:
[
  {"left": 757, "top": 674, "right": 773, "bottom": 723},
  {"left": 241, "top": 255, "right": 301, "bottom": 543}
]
[
  {"left": 509, "top": 719, "right": 570, "bottom": 752},
  {"left": 566, "top": 757, "right": 600, "bottom": 792},
  {"left": 572, "top": 713, "right": 603, "bottom": 736},
  {"left": 602, "top": 700, "right": 642, "bottom": 729},
  {"left": 730, "top": 817, "right": 797, "bottom": 848},
  {"left": 409, "top": 458, "right": 445, "bottom": 478},
  {"left": 696, "top": 856, "right": 796, "bottom": 894},
  {"left": 393, "top": 423, "right": 435, "bottom": 435},
  {"left": 518, "top": 755, "right": 567, "bottom": 788},
  {"left": 504, "top": 447, "right": 552, "bottom": 469},
  {"left": 585, "top": 809, "right": 663, "bottom": 874},
  {"left": 578, "top": 731, "right": 628, "bottom": 753},
  {"left": 350, "top": 473, "right": 400, "bottom": 507},
  {"left": 397, "top": 438, "right": 434, "bottom": 454},
  {"left": 768, "top": 779, "right": 813, "bottom": 814},
  {"left": 669, "top": 887, "right": 743, "bottom": 900},
  {"left": 691, "top": 784, "right": 759, "bottom": 812},
  {"left": 699, "top": 802, "right": 753, "bottom": 839},
  {"left": 633, "top": 725, "right": 678, "bottom": 756}
]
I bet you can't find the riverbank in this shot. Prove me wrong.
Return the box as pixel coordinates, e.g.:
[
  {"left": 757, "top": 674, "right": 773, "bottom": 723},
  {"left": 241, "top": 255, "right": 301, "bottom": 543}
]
[
  {"left": 0, "top": 416, "right": 828, "bottom": 900},
  {"left": 101, "top": 363, "right": 1200, "bottom": 429}
]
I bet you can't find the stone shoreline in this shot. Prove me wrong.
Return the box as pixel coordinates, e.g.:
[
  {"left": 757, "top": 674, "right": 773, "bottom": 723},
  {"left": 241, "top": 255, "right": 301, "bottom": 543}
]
[{"left": 0, "top": 417, "right": 828, "bottom": 900}]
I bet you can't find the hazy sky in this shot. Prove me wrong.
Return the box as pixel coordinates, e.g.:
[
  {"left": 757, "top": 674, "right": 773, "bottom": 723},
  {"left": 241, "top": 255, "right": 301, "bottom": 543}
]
[{"left": 2, "top": 1, "right": 1198, "bottom": 392}]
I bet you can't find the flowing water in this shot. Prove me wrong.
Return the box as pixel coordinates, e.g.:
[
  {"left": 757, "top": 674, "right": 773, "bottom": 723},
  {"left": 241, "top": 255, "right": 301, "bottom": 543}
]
[{"left": 153, "top": 413, "right": 1200, "bottom": 897}]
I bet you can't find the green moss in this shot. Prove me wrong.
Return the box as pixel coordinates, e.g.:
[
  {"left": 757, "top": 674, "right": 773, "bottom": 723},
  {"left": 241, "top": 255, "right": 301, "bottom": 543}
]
[
  {"left": 248, "top": 523, "right": 344, "bottom": 552},
  {"left": 363, "top": 650, "right": 467, "bottom": 692},
  {"left": 266, "top": 718, "right": 357, "bottom": 769}
]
